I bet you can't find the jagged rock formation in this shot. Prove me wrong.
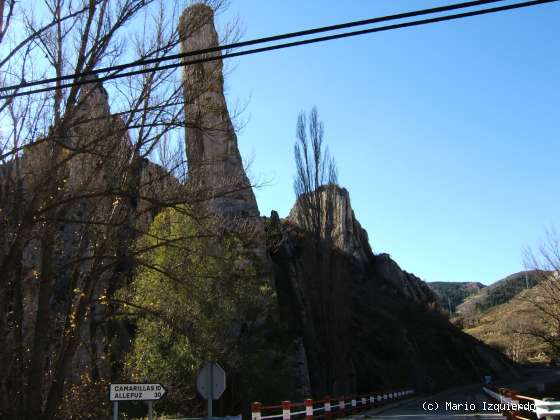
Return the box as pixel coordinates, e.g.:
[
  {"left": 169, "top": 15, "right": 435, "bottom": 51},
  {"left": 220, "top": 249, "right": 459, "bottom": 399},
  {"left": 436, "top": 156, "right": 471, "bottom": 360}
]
[
  {"left": 1, "top": 5, "right": 519, "bottom": 417},
  {"left": 286, "top": 185, "right": 441, "bottom": 305},
  {"left": 374, "top": 253, "right": 442, "bottom": 305},
  {"left": 179, "top": 4, "right": 269, "bottom": 283},
  {"left": 287, "top": 186, "right": 372, "bottom": 263},
  {"left": 267, "top": 185, "right": 516, "bottom": 398},
  {"left": 0, "top": 76, "right": 185, "bottom": 417},
  {"left": 128, "top": 4, "right": 517, "bottom": 405},
  {"left": 179, "top": 4, "right": 258, "bottom": 218}
]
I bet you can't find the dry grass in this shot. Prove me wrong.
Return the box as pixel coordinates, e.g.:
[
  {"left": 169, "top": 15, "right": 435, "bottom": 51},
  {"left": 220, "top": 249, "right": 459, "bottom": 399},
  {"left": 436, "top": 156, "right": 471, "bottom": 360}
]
[{"left": 461, "top": 285, "right": 550, "bottom": 364}]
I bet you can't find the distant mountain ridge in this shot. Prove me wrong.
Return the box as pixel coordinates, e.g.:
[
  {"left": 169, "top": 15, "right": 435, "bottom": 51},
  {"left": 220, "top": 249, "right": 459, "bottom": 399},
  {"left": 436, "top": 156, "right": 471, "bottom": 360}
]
[
  {"left": 428, "top": 270, "right": 544, "bottom": 317},
  {"left": 456, "top": 271, "right": 542, "bottom": 317},
  {"left": 429, "top": 271, "right": 551, "bottom": 363},
  {"left": 428, "top": 282, "right": 486, "bottom": 313},
  {"left": 462, "top": 282, "right": 550, "bottom": 363}
]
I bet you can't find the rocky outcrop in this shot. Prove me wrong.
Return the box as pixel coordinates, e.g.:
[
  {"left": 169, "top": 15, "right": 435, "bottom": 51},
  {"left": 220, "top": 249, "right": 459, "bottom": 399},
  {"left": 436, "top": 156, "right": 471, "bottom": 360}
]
[
  {"left": 178, "top": 4, "right": 270, "bottom": 281},
  {"left": 0, "top": 77, "right": 185, "bottom": 395},
  {"left": 179, "top": 4, "right": 258, "bottom": 219},
  {"left": 285, "top": 185, "right": 440, "bottom": 305},
  {"left": 374, "top": 253, "right": 441, "bottom": 305},
  {"left": 287, "top": 185, "right": 372, "bottom": 263},
  {"left": 268, "top": 185, "right": 515, "bottom": 397},
  {"left": 1, "top": 6, "right": 518, "bottom": 416}
]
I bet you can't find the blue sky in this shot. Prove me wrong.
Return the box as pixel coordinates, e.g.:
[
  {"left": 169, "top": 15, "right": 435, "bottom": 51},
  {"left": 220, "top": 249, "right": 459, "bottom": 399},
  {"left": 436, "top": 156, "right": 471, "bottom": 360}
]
[{"left": 214, "top": 0, "right": 560, "bottom": 284}]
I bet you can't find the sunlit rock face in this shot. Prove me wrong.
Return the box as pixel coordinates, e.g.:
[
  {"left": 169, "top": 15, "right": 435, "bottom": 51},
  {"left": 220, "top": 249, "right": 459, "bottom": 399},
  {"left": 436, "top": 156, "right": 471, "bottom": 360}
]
[
  {"left": 286, "top": 185, "right": 446, "bottom": 305},
  {"left": 179, "top": 4, "right": 259, "bottom": 218},
  {"left": 287, "top": 185, "right": 372, "bottom": 263}
]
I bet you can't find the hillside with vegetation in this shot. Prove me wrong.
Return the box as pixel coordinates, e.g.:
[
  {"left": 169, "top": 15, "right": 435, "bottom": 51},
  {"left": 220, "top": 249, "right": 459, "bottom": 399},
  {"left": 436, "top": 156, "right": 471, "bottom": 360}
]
[
  {"left": 428, "top": 282, "right": 485, "bottom": 313},
  {"left": 461, "top": 284, "right": 549, "bottom": 363},
  {"left": 446, "top": 270, "right": 560, "bottom": 365},
  {"left": 456, "top": 271, "right": 542, "bottom": 317}
]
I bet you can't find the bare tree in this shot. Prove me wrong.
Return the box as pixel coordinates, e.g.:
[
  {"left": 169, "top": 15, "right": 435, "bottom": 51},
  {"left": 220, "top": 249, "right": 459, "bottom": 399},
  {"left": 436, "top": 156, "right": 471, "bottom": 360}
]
[
  {"left": 506, "top": 319, "right": 531, "bottom": 363},
  {"left": 521, "top": 228, "right": 560, "bottom": 364},
  {"left": 290, "top": 106, "right": 340, "bottom": 396},
  {"left": 292, "top": 106, "right": 338, "bottom": 243},
  {"left": 0, "top": 1, "right": 245, "bottom": 419},
  {"left": 0, "top": 0, "right": 16, "bottom": 44}
]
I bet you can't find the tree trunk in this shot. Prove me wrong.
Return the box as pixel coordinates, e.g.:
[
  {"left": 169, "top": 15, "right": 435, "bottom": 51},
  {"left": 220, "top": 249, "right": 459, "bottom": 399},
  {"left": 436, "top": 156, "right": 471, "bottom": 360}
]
[{"left": 25, "top": 228, "right": 56, "bottom": 419}]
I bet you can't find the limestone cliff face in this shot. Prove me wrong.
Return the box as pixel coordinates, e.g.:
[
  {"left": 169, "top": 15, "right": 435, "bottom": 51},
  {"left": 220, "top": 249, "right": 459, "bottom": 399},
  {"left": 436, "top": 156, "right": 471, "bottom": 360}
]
[
  {"left": 268, "top": 185, "right": 515, "bottom": 396},
  {"left": 374, "top": 253, "right": 442, "bottom": 305},
  {"left": 1, "top": 78, "right": 185, "bottom": 389},
  {"left": 2, "top": 6, "right": 517, "bottom": 413},
  {"left": 179, "top": 4, "right": 258, "bottom": 218},
  {"left": 287, "top": 186, "right": 372, "bottom": 264},
  {"left": 286, "top": 185, "right": 440, "bottom": 306}
]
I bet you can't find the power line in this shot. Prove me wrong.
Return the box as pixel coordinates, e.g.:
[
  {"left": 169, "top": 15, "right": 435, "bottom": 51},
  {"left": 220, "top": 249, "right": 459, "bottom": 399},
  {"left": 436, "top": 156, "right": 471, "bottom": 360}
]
[
  {"left": 1, "top": 0, "right": 557, "bottom": 100},
  {"left": 0, "top": 0, "right": 508, "bottom": 94},
  {"left": 4, "top": 0, "right": 555, "bottom": 99}
]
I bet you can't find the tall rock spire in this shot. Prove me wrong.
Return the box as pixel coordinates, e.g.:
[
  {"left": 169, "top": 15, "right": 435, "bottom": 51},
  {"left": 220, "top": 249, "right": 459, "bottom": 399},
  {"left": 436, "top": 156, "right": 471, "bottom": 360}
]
[{"left": 179, "top": 3, "right": 259, "bottom": 217}]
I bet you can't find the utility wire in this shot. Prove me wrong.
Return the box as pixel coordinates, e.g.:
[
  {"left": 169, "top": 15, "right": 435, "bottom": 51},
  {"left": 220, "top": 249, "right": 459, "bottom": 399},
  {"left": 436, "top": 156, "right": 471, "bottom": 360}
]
[
  {"left": 0, "top": 0, "right": 508, "bottom": 94},
  {"left": 1, "top": 0, "right": 557, "bottom": 100}
]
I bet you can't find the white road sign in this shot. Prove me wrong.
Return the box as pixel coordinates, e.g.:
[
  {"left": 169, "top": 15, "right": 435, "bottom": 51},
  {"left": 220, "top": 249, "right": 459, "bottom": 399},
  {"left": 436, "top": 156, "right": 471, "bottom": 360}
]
[
  {"left": 109, "top": 383, "right": 166, "bottom": 401},
  {"left": 196, "top": 362, "right": 226, "bottom": 400}
]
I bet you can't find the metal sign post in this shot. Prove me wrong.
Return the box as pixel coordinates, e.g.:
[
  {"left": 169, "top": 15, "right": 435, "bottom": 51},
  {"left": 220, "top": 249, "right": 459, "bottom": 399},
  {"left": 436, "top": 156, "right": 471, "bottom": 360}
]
[
  {"left": 113, "top": 401, "right": 118, "bottom": 420},
  {"left": 208, "top": 363, "right": 213, "bottom": 418}
]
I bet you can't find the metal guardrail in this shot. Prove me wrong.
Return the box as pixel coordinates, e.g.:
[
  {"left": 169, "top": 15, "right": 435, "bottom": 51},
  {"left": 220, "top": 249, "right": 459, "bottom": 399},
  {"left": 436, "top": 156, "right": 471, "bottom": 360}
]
[
  {"left": 482, "top": 385, "right": 560, "bottom": 420},
  {"left": 251, "top": 389, "right": 415, "bottom": 420}
]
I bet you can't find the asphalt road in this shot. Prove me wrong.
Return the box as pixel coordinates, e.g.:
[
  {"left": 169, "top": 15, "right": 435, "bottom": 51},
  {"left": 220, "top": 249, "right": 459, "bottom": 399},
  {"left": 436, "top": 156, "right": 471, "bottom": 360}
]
[
  {"left": 362, "top": 366, "right": 560, "bottom": 420},
  {"left": 364, "top": 383, "right": 505, "bottom": 419}
]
